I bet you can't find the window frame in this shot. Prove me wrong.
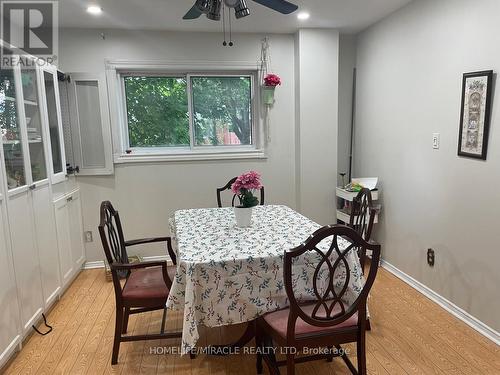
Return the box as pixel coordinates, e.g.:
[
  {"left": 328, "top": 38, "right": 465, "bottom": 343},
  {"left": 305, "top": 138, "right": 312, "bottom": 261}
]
[
  {"left": 106, "top": 61, "right": 266, "bottom": 163},
  {"left": 38, "top": 63, "right": 67, "bottom": 184}
]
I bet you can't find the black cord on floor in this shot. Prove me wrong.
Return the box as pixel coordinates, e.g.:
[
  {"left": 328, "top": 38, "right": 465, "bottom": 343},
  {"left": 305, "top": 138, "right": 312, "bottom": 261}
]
[{"left": 32, "top": 313, "right": 53, "bottom": 336}]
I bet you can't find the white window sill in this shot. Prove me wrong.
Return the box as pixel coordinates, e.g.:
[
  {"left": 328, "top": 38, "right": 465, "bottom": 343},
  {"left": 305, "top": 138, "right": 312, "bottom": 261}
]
[{"left": 114, "top": 150, "right": 267, "bottom": 164}]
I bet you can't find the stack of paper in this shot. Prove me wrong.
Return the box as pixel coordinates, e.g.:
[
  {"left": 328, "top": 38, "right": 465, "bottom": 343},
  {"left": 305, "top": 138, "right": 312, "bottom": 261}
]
[{"left": 352, "top": 177, "right": 378, "bottom": 190}]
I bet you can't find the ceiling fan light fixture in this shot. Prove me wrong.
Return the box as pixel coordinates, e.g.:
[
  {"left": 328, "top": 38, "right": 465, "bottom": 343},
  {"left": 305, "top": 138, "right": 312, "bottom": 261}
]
[
  {"left": 206, "top": 0, "right": 222, "bottom": 20},
  {"left": 234, "top": 0, "right": 250, "bottom": 19},
  {"left": 195, "top": 0, "right": 211, "bottom": 13}
]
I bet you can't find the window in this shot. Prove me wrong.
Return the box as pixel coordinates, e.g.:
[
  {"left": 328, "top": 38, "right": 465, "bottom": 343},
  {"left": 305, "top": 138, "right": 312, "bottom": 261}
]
[
  {"left": 124, "top": 76, "right": 190, "bottom": 148},
  {"left": 191, "top": 76, "right": 252, "bottom": 147},
  {"left": 110, "top": 64, "right": 264, "bottom": 162}
]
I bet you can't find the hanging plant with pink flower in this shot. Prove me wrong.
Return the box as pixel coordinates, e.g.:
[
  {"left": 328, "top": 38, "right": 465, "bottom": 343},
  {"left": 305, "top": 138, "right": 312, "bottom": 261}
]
[
  {"left": 262, "top": 74, "right": 281, "bottom": 106},
  {"left": 263, "top": 73, "right": 281, "bottom": 87},
  {"left": 231, "top": 171, "right": 262, "bottom": 208}
]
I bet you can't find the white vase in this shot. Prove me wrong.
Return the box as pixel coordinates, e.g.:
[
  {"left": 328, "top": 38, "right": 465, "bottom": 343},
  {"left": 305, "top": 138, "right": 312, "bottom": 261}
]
[{"left": 234, "top": 206, "right": 253, "bottom": 228}]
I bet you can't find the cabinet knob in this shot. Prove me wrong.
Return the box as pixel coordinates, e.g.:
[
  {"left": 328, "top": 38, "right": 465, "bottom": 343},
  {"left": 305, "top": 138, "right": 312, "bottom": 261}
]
[
  {"left": 29, "top": 184, "right": 36, "bottom": 190},
  {"left": 66, "top": 196, "right": 73, "bottom": 202}
]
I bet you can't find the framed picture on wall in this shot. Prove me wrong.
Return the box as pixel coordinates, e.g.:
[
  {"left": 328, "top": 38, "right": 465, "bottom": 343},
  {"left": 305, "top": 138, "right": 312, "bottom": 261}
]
[{"left": 458, "top": 70, "right": 494, "bottom": 160}]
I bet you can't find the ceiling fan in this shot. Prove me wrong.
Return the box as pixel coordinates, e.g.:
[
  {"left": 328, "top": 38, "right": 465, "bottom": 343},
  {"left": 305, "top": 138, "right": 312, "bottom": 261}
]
[{"left": 183, "top": 0, "right": 299, "bottom": 21}]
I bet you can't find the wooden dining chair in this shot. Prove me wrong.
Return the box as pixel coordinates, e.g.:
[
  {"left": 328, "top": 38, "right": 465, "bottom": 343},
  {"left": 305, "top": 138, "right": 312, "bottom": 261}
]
[
  {"left": 256, "top": 224, "right": 381, "bottom": 375},
  {"left": 349, "top": 188, "right": 378, "bottom": 331},
  {"left": 216, "top": 177, "right": 265, "bottom": 208},
  {"left": 98, "top": 201, "right": 184, "bottom": 365},
  {"left": 349, "top": 188, "right": 377, "bottom": 271}
]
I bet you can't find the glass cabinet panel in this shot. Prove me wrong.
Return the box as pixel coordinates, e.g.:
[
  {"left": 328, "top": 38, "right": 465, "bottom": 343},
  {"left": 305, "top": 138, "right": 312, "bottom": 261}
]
[
  {"left": 43, "top": 71, "right": 63, "bottom": 175},
  {"left": 21, "top": 66, "right": 47, "bottom": 182},
  {"left": 0, "top": 68, "right": 27, "bottom": 190}
]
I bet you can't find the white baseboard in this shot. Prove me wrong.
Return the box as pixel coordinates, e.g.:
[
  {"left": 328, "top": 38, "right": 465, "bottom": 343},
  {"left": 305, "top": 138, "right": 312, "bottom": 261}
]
[
  {"left": 142, "top": 255, "right": 170, "bottom": 262},
  {"left": 380, "top": 259, "right": 500, "bottom": 346},
  {"left": 82, "top": 260, "right": 105, "bottom": 269},
  {"left": 0, "top": 335, "right": 20, "bottom": 370},
  {"left": 83, "top": 255, "right": 170, "bottom": 270}
]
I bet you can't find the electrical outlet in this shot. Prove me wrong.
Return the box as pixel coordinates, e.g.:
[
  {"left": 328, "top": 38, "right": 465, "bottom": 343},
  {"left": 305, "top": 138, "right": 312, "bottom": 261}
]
[
  {"left": 85, "top": 231, "right": 93, "bottom": 242},
  {"left": 432, "top": 133, "right": 440, "bottom": 149},
  {"left": 427, "top": 248, "right": 435, "bottom": 267}
]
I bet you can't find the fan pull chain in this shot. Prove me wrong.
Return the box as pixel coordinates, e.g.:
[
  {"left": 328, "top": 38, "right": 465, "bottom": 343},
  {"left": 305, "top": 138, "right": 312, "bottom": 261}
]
[
  {"left": 222, "top": 5, "right": 227, "bottom": 46},
  {"left": 228, "top": 9, "right": 233, "bottom": 46}
]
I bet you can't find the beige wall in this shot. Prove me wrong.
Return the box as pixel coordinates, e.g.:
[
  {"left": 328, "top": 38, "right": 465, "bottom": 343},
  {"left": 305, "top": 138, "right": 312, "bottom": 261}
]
[
  {"left": 295, "top": 29, "right": 339, "bottom": 224},
  {"left": 354, "top": 0, "right": 500, "bottom": 331},
  {"left": 59, "top": 29, "right": 339, "bottom": 262}
]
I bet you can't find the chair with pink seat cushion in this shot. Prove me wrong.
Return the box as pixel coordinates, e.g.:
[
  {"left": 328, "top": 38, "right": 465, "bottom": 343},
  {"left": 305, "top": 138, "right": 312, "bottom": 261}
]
[
  {"left": 98, "top": 201, "right": 190, "bottom": 365},
  {"left": 255, "top": 224, "right": 381, "bottom": 375}
]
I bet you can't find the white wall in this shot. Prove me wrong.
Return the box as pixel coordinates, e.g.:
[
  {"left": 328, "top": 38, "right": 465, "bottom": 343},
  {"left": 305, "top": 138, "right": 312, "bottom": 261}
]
[
  {"left": 355, "top": 0, "right": 500, "bottom": 331},
  {"left": 60, "top": 29, "right": 295, "bottom": 261},
  {"left": 59, "top": 29, "right": 340, "bottom": 262},
  {"left": 295, "top": 29, "right": 339, "bottom": 224}
]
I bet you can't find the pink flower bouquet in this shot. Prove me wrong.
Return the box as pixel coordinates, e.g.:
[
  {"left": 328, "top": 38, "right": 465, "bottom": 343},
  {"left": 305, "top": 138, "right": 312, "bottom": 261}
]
[
  {"left": 263, "top": 73, "right": 281, "bottom": 87},
  {"left": 231, "top": 171, "right": 262, "bottom": 207}
]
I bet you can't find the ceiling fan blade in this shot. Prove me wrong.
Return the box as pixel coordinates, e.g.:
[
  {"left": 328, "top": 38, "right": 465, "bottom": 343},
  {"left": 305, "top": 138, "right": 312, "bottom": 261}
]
[
  {"left": 183, "top": 5, "right": 203, "bottom": 19},
  {"left": 252, "top": 0, "right": 298, "bottom": 14}
]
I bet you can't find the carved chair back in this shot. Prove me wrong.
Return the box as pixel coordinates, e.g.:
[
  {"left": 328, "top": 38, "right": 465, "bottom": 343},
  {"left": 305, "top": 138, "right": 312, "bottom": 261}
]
[
  {"left": 98, "top": 201, "right": 130, "bottom": 287},
  {"left": 284, "top": 225, "right": 381, "bottom": 334},
  {"left": 349, "top": 188, "right": 376, "bottom": 242}
]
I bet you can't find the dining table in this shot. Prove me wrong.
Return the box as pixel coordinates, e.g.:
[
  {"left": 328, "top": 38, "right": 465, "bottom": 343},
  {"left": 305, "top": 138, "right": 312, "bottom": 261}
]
[{"left": 166, "top": 205, "right": 366, "bottom": 354}]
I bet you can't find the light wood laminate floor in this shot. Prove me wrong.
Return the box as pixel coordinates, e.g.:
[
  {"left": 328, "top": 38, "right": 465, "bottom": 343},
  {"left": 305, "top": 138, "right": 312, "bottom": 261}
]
[{"left": 2, "top": 268, "right": 499, "bottom": 374}]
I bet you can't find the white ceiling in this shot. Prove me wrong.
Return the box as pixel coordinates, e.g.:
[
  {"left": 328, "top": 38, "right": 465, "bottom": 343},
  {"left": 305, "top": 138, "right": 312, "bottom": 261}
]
[{"left": 60, "top": 0, "right": 413, "bottom": 34}]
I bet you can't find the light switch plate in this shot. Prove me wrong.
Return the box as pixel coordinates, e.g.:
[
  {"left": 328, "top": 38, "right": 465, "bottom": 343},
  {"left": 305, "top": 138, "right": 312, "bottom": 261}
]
[{"left": 432, "top": 133, "right": 440, "bottom": 149}]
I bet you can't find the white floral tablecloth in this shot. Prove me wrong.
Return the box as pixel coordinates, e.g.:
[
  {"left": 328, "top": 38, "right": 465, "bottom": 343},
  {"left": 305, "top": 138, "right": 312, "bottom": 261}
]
[{"left": 166, "top": 205, "right": 365, "bottom": 353}]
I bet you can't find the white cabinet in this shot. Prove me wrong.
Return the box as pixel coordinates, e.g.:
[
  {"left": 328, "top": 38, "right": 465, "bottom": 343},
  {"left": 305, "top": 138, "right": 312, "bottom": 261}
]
[
  {"left": 62, "top": 73, "right": 113, "bottom": 175},
  {"left": 54, "top": 189, "right": 85, "bottom": 289},
  {"left": 39, "top": 65, "right": 66, "bottom": 183},
  {"left": 68, "top": 191, "right": 85, "bottom": 269},
  {"left": 54, "top": 195, "right": 73, "bottom": 286},
  {"left": 0, "top": 197, "right": 21, "bottom": 368},
  {"left": 1, "top": 56, "right": 52, "bottom": 333},
  {"left": 32, "top": 183, "right": 61, "bottom": 308},
  {"left": 8, "top": 192, "right": 44, "bottom": 333},
  {"left": 0, "top": 46, "right": 85, "bottom": 365}
]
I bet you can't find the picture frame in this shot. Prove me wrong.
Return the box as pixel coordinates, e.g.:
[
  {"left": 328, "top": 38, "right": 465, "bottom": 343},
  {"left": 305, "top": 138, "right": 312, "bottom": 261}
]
[{"left": 458, "top": 70, "right": 494, "bottom": 160}]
